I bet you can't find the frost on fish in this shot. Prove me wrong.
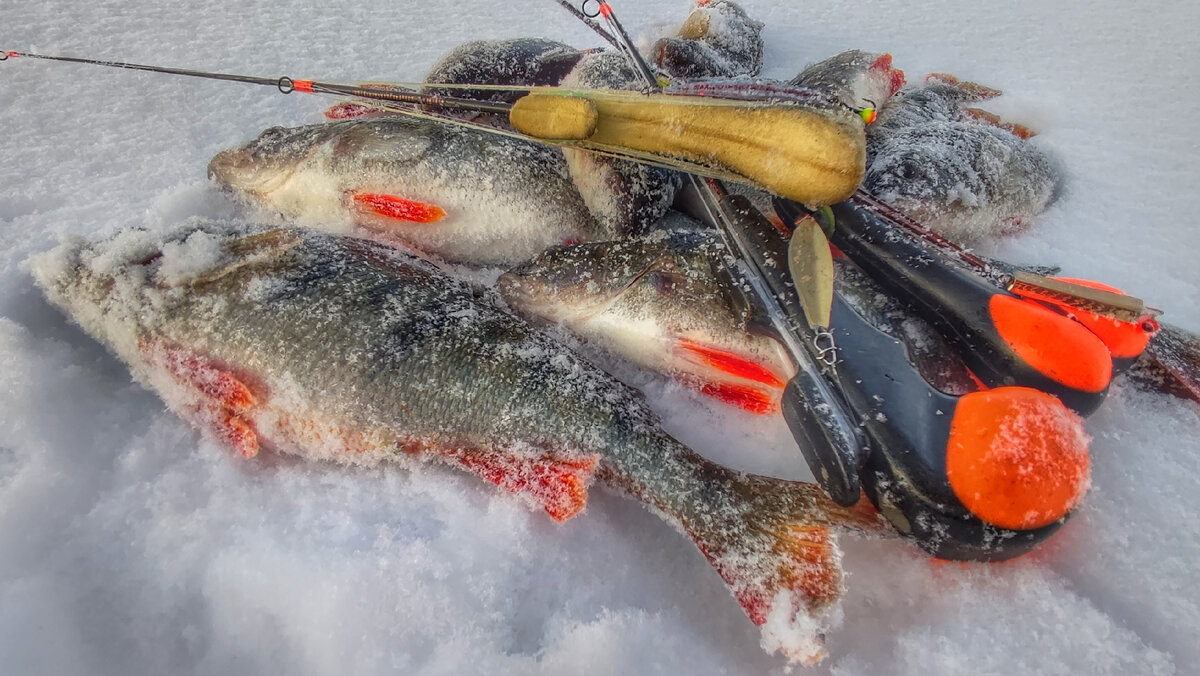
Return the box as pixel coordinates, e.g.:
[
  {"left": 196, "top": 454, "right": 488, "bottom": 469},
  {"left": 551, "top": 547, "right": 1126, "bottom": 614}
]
[
  {"left": 790, "top": 50, "right": 906, "bottom": 112},
  {"left": 865, "top": 78, "right": 1061, "bottom": 244},
  {"left": 208, "top": 117, "right": 604, "bottom": 266},
  {"left": 499, "top": 225, "right": 982, "bottom": 412},
  {"left": 422, "top": 38, "right": 590, "bottom": 107},
  {"left": 864, "top": 121, "right": 1059, "bottom": 244},
  {"left": 559, "top": 51, "right": 682, "bottom": 237},
  {"left": 498, "top": 225, "right": 795, "bottom": 414},
  {"left": 32, "top": 221, "right": 882, "bottom": 664},
  {"left": 650, "top": 0, "right": 765, "bottom": 80}
]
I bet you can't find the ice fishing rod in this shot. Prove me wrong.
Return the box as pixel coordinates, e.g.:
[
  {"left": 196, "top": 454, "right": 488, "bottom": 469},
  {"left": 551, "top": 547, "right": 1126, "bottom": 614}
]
[
  {"left": 555, "top": 0, "right": 869, "bottom": 504},
  {"left": 4, "top": 44, "right": 866, "bottom": 207},
  {"left": 551, "top": 0, "right": 621, "bottom": 49},
  {"left": 579, "top": 0, "right": 661, "bottom": 89},
  {"left": 0, "top": 49, "right": 513, "bottom": 115}
]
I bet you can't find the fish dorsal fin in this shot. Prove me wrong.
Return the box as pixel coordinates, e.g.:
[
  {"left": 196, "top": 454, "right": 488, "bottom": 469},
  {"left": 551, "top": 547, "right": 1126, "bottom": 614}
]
[
  {"left": 925, "top": 72, "right": 1003, "bottom": 101},
  {"left": 188, "top": 228, "right": 303, "bottom": 286}
]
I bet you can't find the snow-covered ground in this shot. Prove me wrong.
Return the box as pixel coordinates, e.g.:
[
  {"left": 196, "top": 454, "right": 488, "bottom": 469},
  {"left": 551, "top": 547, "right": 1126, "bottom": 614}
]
[{"left": 2, "top": 0, "right": 1198, "bottom": 673}]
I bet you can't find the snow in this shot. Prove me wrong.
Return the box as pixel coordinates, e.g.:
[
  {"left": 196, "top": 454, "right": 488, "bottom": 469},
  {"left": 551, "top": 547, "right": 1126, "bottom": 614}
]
[{"left": 1, "top": 0, "right": 1198, "bottom": 674}]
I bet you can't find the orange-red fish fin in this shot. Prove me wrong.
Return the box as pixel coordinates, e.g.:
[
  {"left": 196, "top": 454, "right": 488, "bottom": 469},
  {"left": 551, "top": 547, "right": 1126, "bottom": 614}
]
[
  {"left": 696, "top": 381, "right": 780, "bottom": 415},
  {"left": 926, "top": 72, "right": 1003, "bottom": 100},
  {"left": 353, "top": 192, "right": 447, "bottom": 224},
  {"left": 142, "top": 341, "right": 262, "bottom": 458},
  {"left": 444, "top": 449, "right": 599, "bottom": 521},
  {"left": 963, "top": 107, "right": 1037, "bottom": 139},
  {"left": 674, "top": 340, "right": 786, "bottom": 414},
  {"left": 676, "top": 339, "right": 787, "bottom": 388},
  {"left": 219, "top": 409, "right": 261, "bottom": 459},
  {"left": 691, "top": 517, "right": 842, "bottom": 665},
  {"left": 720, "top": 525, "right": 840, "bottom": 626},
  {"left": 324, "top": 101, "right": 387, "bottom": 120},
  {"left": 870, "top": 53, "right": 906, "bottom": 98}
]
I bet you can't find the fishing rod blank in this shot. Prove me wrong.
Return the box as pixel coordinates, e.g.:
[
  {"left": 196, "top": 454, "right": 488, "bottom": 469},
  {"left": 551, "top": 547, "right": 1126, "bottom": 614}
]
[{"left": 0, "top": 49, "right": 513, "bottom": 115}]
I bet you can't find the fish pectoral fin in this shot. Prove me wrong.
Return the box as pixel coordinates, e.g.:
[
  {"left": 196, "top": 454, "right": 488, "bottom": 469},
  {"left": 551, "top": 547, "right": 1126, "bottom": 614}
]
[
  {"left": 925, "top": 72, "right": 1003, "bottom": 100},
  {"left": 675, "top": 339, "right": 787, "bottom": 388},
  {"left": 225, "top": 228, "right": 304, "bottom": 259},
  {"left": 185, "top": 229, "right": 303, "bottom": 287},
  {"left": 692, "top": 380, "right": 780, "bottom": 415},
  {"left": 674, "top": 339, "right": 787, "bottom": 414},
  {"left": 351, "top": 192, "right": 448, "bottom": 224},
  {"left": 963, "top": 107, "right": 1037, "bottom": 139},
  {"left": 442, "top": 449, "right": 599, "bottom": 521},
  {"left": 141, "top": 340, "right": 262, "bottom": 458}
]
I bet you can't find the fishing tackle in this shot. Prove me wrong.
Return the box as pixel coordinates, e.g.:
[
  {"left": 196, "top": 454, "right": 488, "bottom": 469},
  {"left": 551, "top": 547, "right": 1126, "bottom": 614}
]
[
  {"left": 567, "top": 1, "right": 869, "bottom": 507},
  {"left": 823, "top": 193, "right": 1160, "bottom": 383},
  {"left": 1, "top": 46, "right": 865, "bottom": 206},
  {"left": 777, "top": 197, "right": 1123, "bottom": 415},
  {"left": 678, "top": 179, "right": 868, "bottom": 508},
  {"left": 685, "top": 186, "right": 1092, "bottom": 560},
  {"left": 580, "top": 0, "right": 661, "bottom": 89}
]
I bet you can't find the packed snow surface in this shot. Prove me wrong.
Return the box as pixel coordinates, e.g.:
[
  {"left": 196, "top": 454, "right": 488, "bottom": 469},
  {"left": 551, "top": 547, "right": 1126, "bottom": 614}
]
[{"left": 1, "top": 0, "right": 1198, "bottom": 674}]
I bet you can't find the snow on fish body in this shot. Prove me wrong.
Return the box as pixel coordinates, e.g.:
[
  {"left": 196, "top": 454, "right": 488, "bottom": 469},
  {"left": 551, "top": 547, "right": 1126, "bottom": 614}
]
[
  {"left": 557, "top": 50, "right": 684, "bottom": 237},
  {"left": 498, "top": 220, "right": 796, "bottom": 414},
  {"left": 311, "top": 2, "right": 764, "bottom": 240},
  {"left": 554, "top": 0, "right": 766, "bottom": 236},
  {"left": 789, "top": 49, "right": 906, "bottom": 114},
  {"left": 864, "top": 78, "right": 1061, "bottom": 244},
  {"left": 650, "top": 0, "right": 765, "bottom": 80},
  {"left": 498, "top": 222, "right": 977, "bottom": 415},
  {"left": 864, "top": 121, "right": 1059, "bottom": 244},
  {"left": 422, "top": 38, "right": 590, "bottom": 106},
  {"left": 32, "top": 221, "right": 880, "bottom": 665},
  {"left": 207, "top": 116, "right": 604, "bottom": 266}
]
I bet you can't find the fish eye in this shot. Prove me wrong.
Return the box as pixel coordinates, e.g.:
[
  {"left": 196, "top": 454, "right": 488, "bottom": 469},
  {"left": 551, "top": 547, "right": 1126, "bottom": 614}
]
[
  {"left": 645, "top": 271, "right": 678, "bottom": 294},
  {"left": 895, "top": 159, "right": 920, "bottom": 181},
  {"left": 258, "top": 126, "right": 288, "bottom": 141}
]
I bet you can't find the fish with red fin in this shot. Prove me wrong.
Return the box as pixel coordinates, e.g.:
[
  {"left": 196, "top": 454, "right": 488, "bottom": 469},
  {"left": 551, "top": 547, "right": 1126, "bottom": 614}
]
[
  {"left": 498, "top": 220, "right": 797, "bottom": 414},
  {"left": 789, "top": 49, "right": 906, "bottom": 115},
  {"left": 32, "top": 221, "right": 882, "bottom": 665},
  {"left": 208, "top": 117, "right": 604, "bottom": 266},
  {"left": 498, "top": 217, "right": 978, "bottom": 413}
]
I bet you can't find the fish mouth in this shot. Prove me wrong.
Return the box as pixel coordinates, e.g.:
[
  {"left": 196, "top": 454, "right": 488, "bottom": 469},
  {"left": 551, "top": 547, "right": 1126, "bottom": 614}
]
[
  {"left": 30, "top": 228, "right": 169, "bottom": 311},
  {"left": 30, "top": 235, "right": 89, "bottom": 298},
  {"left": 207, "top": 147, "right": 297, "bottom": 199}
]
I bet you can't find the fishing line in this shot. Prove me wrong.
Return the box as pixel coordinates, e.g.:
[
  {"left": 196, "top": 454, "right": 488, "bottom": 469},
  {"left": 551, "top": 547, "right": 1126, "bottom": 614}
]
[
  {"left": 581, "top": 1, "right": 660, "bottom": 90},
  {"left": 551, "top": 0, "right": 620, "bottom": 48},
  {"left": 0, "top": 50, "right": 514, "bottom": 114}
]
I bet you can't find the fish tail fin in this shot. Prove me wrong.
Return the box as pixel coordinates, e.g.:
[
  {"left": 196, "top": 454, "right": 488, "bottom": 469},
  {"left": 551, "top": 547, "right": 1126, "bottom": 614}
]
[{"left": 684, "top": 471, "right": 882, "bottom": 665}]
